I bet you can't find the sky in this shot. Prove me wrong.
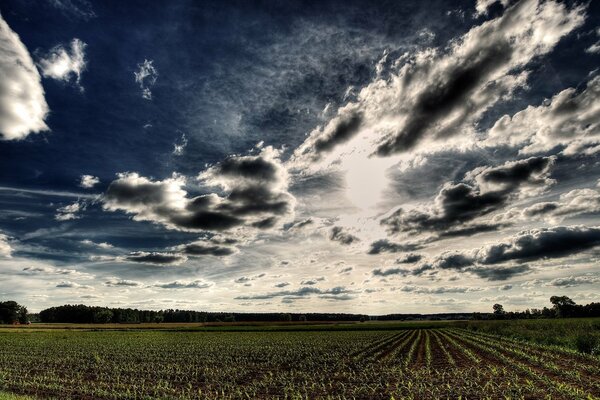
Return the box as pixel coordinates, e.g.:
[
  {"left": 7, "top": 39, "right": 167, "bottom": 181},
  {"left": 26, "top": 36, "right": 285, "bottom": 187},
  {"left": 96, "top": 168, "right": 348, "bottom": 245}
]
[{"left": 0, "top": 0, "right": 599, "bottom": 314}]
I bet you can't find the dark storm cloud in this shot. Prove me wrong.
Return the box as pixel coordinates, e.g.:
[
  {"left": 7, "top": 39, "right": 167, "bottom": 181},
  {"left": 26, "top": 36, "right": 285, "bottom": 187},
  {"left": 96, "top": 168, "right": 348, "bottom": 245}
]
[
  {"left": 415, "top": 225, "right": 600, "bottom": 281},
  {"left": 103, "top": 148, "right": 294, "bottom": 233},
  {"left": 376, "top": 41, "right": 513, "bottom": 155},
  {"left": 173, "top": 234, "right": 239, "bottom": 258},
  {"left": 368, "top": 239, "right": 422, "bottom": 255},
  {"left": 474, "top": 225, "right": 600, "bottom": 265},
  {"left": 312, "top": 111, "right": 363, "bottom": 154},
  {"left": 381, "top": 156, "right": 555, "bottom": 234},
  {"left": 216, "top": 156, "right": 278, "bottom": 182},
  {"left": 124, "top": 251, "right": 187, "bottom": 265},
  {"left": 329, "top": 226, "right": 359, "bottom": 245}
]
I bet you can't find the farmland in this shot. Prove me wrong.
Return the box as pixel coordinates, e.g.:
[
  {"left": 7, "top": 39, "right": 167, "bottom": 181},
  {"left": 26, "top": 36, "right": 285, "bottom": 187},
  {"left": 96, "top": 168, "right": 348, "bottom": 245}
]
[{"left": 0, "top": 320, "right": 599, "bottom": 399}]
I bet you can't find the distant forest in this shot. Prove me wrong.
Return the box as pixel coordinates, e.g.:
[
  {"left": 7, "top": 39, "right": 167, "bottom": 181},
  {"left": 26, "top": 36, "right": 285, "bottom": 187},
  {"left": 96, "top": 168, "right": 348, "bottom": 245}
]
[{"left": 1, "top": 296, "right": 599, "bottom": 324}]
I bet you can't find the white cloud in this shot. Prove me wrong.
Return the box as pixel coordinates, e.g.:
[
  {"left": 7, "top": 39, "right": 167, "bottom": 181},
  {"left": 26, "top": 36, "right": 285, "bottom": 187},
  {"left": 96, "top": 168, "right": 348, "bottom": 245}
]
[
  {"left": 55, "top": 201, "right": 85, "bottom": 221},
  {"left": 0, "top": 13, "right": 49, "bottom": 140},
  {"left": 79, "top": 174, "right": 100, "bottom": 188},
  {"left": 0, "top": 233, "right": 12, "bottom": 257},
  {"left": 134, "top": 59, "right": 158, "bottom": 100},
  {"left": 586, "top": 28, "right": 600, "bottom": 54},
  {"left": 80, "top": 239, "right": 113, "bottom": 249},
  {"left": 37, "top": 38, "right": 87, "bottom": 90},
  {"left": 172, "top": 133, "right": 188, "bottom": 156},
  {"left": 485, "top": 75, "right": 600, "bottom": 155},
  {"left": 293, "top": 0, "right": 585, "bottom": 164}
]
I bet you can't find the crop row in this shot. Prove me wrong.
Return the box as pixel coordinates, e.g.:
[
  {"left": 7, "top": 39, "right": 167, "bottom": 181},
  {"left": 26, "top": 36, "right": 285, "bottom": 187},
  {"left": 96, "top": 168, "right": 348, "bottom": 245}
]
[{"left": 0, "top": 328, "right": 598, "bottom": 399}]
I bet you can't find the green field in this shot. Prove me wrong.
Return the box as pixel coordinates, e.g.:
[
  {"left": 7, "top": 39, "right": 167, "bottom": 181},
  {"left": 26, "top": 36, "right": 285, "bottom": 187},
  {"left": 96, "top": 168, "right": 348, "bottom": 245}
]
[{"left": 0, "top": 319, "right": 598, "bottom": 399}]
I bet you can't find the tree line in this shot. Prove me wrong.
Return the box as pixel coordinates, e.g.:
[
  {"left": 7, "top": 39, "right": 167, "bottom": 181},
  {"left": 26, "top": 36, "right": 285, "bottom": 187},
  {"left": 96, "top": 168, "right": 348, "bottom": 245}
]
[
  {"left": 480, "top": 296, "right": 600, "bottom": 320},
  {"left": 0, "top": 296, "right": 598, "bottom": 324}
]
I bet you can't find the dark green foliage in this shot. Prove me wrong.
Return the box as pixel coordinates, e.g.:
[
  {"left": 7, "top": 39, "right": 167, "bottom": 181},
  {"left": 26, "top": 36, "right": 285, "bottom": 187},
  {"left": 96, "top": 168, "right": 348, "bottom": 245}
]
[
  {"left": 575, "top": 333, "right": 599, "bottom": 355},
  {"left": 0, "top": 301, "right": 27, "bottom": 324}
]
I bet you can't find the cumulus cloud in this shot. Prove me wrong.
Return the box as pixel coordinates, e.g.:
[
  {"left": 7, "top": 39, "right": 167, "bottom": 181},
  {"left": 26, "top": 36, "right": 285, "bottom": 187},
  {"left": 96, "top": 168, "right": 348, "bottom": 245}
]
[
  {"left": 329, "top": 226, "right": 359, "bottom": 245},
  {"left": 102, "top": 146, "right": 295, "bottom": 233},
  {"left": 79, "top": 175, "right": 100, "bottom": 188},
  {"left": 134, "top": 59, "right": 158, "bottom": 100},
  {"left": 124, "top": 251, "right": 187, "bottom": 265},
  {"left": 293, "top": 0, "right": 585, "bottom": 161},
  {"left": 37, "top": 38, "right": 87, "bottom": 90},
  {"left": 519, "top": 187, "right": 600, "bottom": 222},
  {"left": 381, "top": 156, "right": 555, "bottom": 234},
  {"left": 486, "top": 76, "right": 600, "bottom": 155},
  {"left": 0, "top": 14, "right": 49, "bottom": 140}
]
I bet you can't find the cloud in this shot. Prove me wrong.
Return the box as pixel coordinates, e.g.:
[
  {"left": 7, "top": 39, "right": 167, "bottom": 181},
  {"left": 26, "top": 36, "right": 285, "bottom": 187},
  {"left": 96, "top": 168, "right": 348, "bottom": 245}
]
[
  {"left": 235, "top": 286, "right": 356, "bottom": 300},
  {"left": 80, "top": 240, "right": 113, "bottom": 249},
  {"left": 134, "top": 59, "right": 158, "bottom": 100},
  {"left": 56, "top": 281, "right": 93, "bottom": 289},
  {"left": 546, "top": 275, "right": 600, "bottom": 288},
  {"left": 398, "top": 285, "right": 483, "bottom": 294},
  {"left": 234, "top": 273, "right": 266, "bottom": 284},
  {"left": 104, "top": 279, "right": 142, "bottom": 287},
  {"left": 49, "top": 0, "right": 96, "bottom": 20},
  {"left": 172, "top": 133, "right": 188, "bottom": 156},
  {"left": 520, "top": 187, "right": 600, "bottom": 222},
  {"left": 37, "top": 38, "right": 87, "bottom": 90},
  {"left": 124, "top": 251, "right": 187, "bottom": 265},
  {"left": 55, "top": 201, "right": 86, "bottom": 221},
  {"left": 396, "top": 253, "right": 423, "bottom": 264},
  {"left": 274, "top": 282, "right": 290, "bottom": 288},
  {"left": 103, "top": 146, "right": 295, "bottom": 233},
  {"left": 329, "top": 226, "right": 359, "bottom": 245},
  {"left": 473, "top": 225, "right": 600, "bottom": 265},
  {"left": 293, "top": 0, "right": 585, "bottom": 161},
  {"left": 381, "top": 156, "right": 555, "bottom": 234},
  {"left": 486, "top": 76, "right": 600, "bottom": 155},
  {"left": 475, "top": 0, "right": 509, "bottom": 16},
  {"left": 0, "top": 14, "right": 49, "bottom": 140},
  {"left": 0, "top": 233, "right": 11, "bottom": 257},
  {"left": 154, "top": 280, "right": 213, "bottom": 289},
  {"left": 368, "top": 239, "right": 421, "bottom": 255},
  {"left": 79, "top": 175, "right": 100, "bottom": 188},
  {"left": 372, "top": 267, "right": 409, "bottom": 277},
  {"left": 585, "top": 28, "right": 600, "bottom": 54},
  {"left": 418, "top": 225, "right": 600, "bottom": 280},
  {"left": 22, "top": 266, "right": 91, "bottom": 278}
]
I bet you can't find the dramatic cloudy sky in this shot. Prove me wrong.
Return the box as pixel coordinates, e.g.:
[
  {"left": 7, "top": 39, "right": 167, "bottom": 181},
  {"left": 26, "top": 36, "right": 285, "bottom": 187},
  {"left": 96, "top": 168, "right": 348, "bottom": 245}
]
[{"left": 0, "top": 0, "right": 599, "bottom": 314}]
